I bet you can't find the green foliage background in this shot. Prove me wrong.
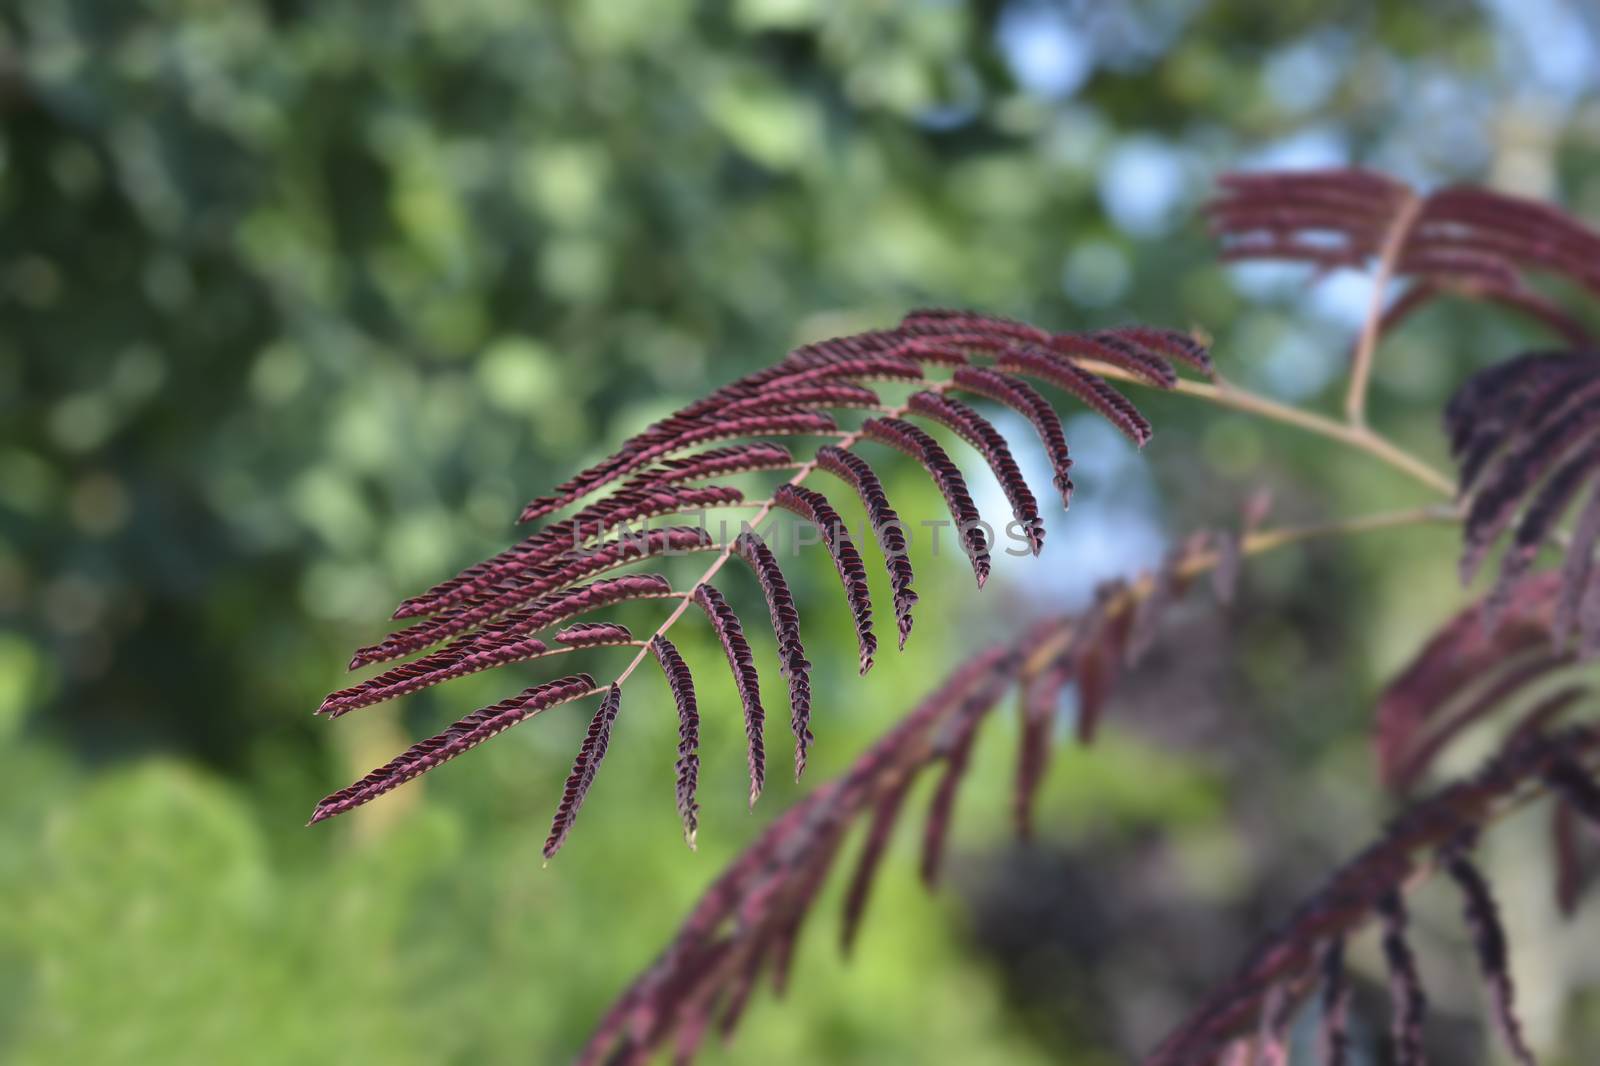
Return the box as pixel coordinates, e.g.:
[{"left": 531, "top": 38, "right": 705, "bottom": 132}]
[{"left": 4, "top": 2, "right": 1600, "bottom": 1062}]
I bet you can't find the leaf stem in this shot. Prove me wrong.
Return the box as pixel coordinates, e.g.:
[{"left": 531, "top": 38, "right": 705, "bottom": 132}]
[
  {"left": 1081, "top": 362, "right": 1457, "bottom": 498},
  {"left": 1347, "top": 191, "right": 1424, "bottom": 427}
]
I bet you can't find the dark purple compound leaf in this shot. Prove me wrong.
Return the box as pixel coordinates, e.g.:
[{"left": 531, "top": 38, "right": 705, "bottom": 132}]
[
  {"left": 1208, "top": 167, "right": 1410, "bottom": 228},
  {"left": 1215, "top": 236, "right": 1371, "bottom": 270},
  {"left": 711, "top": 950, "right": 764, "bottom": 1047},
  {"left": 877, "top": 335, "right": 986, "bottom": 367},
  {"left": 894, "top": 312, "right": 1009, "bottom": 343},
  {"left": 1459, "top": 378, "right": 1600, "bottom": 584},
  {"left": 1006, "top": 613, "right": 1084, "bottom": 841},
  {"left": 518, "top": 411, "right": 838, "bottom": 524},
  {"left": 432, "top": 499, "right": 726, "bottom": 624},
  {"left": 635, "top": 442, "right": 797, "bottom": 485},
  {"left": 1489, "top": 439, "right": 1600, "bottom": 626},
  {"left": 897, "top": 307, "right": 1053, "bottom": 346},
  {"left": 316, "top": 635, "right": 547, "bottom": 717},
  {"left": 321, "top": 311, "right": 1202, "bottom": 855},
  {"left": 1074, "top": 597, "right": 1134, "bottom": 745},
  {"left": 318, "top": 575, "right": 676, "bottom": 717},
  {"left": 908, "top": 309, "right": 1208, "bottom": 383},
  {"left": 1387, "top": 275, "right": 1593, "bottom": 349},
  {"left": 351, "top": 526, "right": 714, "bottom": 668},
  {"left": 990, "top": 345, "right": 1153, "bottom": 446},
  {"left": 918, "top": 656, "right": 1017, "bottom": 888},
  {"left": 908, "top": 308, "right": 1203, "bottom": 385},
  {"left": 554, "top": 622, "right": 635, "bottom": 648},
  {"left": 901, "top": 308, "right": 1204, "bottom": 434},
  {"left": 1408, "top": 217, "right": 1600, "bottom": 295},
  {"left": 429, "top": 522, "right": 711, "bottom": 628},
  {"left": 1401, "top": 674, "right": 1586, "bottom": 801},
  {"left": 1375, "top": 571, "right": 1568, "bottom": 791},
  {"left": 1102, "top": 325, "right": 1216, "bottom": 378},
  {"left": 721, "top": 382, "right": 882, "bottom": 416},
  {"left": 771, "top": 483, "right": 877, "bottom": 673},
  {"left": 1209, "top": 169, "right": 1404, "bottom": 222},
  {"left": 1209, "top": 200, "right": 1394, "bottom": 245},
  {"left": 949, "top": 366, "right": 1075, "bottom": 509},
  {"left": 748, "top": 355, "right": 926, "bottom": 393},
  {"left": 1376, "top": 892, "right": 1428, "bottom": 1066},
  {"left": 1051, "top": 330, "right": 1179, "bottom": 389},
  {"left": 731, "top": 531, "right": 813, "bottom": 778},
  {"left": 812, "top": 445, "right": 918, "bottom": 649},
  {"left": 1446, "top": 352, "right": 1597, "bottom": 494},
  {"left": 787, "top": 326, "right": 923, "bottom": 361},
  {"left": 763, "top": 822, "right": 851, "bottom": 1000},
  {"left": 1207, "top": 169, "right": 1406, "bottom": 270},
  {"left": 907, "top": 390, "right": 1045, "bottom": 555},
  {"left": 1213, "top": 169, "right": 1600, "bottom": 416},
  {"left": 1014, "top": 656, "right": 1071, "bottom": 840},
  {"left": 1426, "top": 187, "right": 1600, "bottom": 266},
  {"left": 668, "top": 986, "right": 720, "bottom": 1066},
  {"left": 838, "top": 774, "right": 915, "bottom": 956},
  {"left": 1395, "top": 245, "right": 1519, "bottom": 289},
  {"left": 309, "top": 673, "right": 597, "bottom": 824},
  {"left": 897, "top": 331, "right": 1049, "bottom": 366},
  {"left": 1148, "top": 727, "right": 1600, "bottom": 1066},
  {"left": 395, "top": 483, "right": 742, "bottom": 619},
  {"left": 918, "top": 708, "right": 985, "bottom": 892},
  {"left": 650, "top": 635, "right": 700, "bottom": 848},
  {"left": 1411, "top": 226, "right": 1571, "bottom": 281},
  {"left": 693, "top": 583, "right": 766, "bottom": 808},
  {"left": 1442, "top": 845, "right": 1537, "bottom": 1066},
  {"left": 861, "top": 416, "right": 992, "bottom": 586},
  {"left": 544, "top": 683, "right": 623, "bottom": 861},
  {"left": 617, "top": 936, "right": 739, "bottom": 1061}
]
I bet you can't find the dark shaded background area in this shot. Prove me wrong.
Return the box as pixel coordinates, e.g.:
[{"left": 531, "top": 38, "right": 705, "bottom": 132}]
[{"left": 4, "top": 2, "right": 1600, "bottom": 1062}]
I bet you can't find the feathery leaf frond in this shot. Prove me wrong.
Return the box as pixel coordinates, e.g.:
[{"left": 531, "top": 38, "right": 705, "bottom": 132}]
[
  {"left": 732, "top": 531, "right": 813, "bottom": 778},
  {"left": 1445, "top": 352, "right": 1600, "bottom": 652},
  {"left": 1150, "top": 726, "right": 1600, "bottom": 1065},
  {"left": 1209, "top": 168, "right": 1600, "bottom": 348},
  {"left": 772, "top": 483, "right": 878, "bottom": 673},
  {"left": 312, "top": 311, "right": 1207, "bottom": 853},
  {"left": 1375, "top": 570, "right": 1578, "bottom": 792},
  {"left": 813, "top": 444, "right": 918, "bottom": 649},
  {"left": 694, "top": 582, "right": 767, "bottom": 808},
  {"left": 309, "top": 674, "right": 597, "bottom": 825},
  {"left": 862, "top": 417, "right": 992, "bottom": 586},
  {"left": 544, "top": 684, "right": 623, "bottom": 861},
  {"left": 908, "top": 390, "right": 1045, "bottom": 555},
  {"left": 650, "top": 635, "right": 700, "bottom": 847},
  {"left": 577, "top": 538, "right": 1228, "bottom": 1064}
]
